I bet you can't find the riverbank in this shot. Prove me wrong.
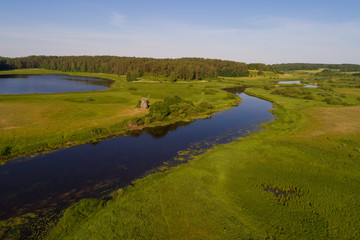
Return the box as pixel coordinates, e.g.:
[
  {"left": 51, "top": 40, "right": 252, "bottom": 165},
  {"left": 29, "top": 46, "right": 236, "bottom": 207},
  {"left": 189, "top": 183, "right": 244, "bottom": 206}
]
[
  {"left": 0, "top": 69, "right": 241, "bottom": 164},
  {"left": 45, "top": 84, "right": 360, "bottom": 239}
]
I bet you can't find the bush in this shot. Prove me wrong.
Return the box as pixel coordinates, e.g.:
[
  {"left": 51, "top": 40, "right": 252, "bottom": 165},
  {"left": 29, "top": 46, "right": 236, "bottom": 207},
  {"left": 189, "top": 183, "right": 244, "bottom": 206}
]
[
  {"left": 271, "top": 88, "right": 314, "bottom": 100},
  {"left": 264, "top": 85, "right": 273, "bottom": 90},
  {"left": 303, "top": 95, "right": 315, "bottom": 100},
  {"left": 324, "top": 97, "right": 343, "bottom": 105},
  {"left": 197, "top": 101, "right": 214, "bottom": 110},
  {"left": 1, "top": 146, "right": 12, "bottom": 156},
  {"left": 145, "top": 96, "right": 199, "bottom": 122},
  {"left": 126, "top": 70, "right": 143, "bottom": 82},
  {"left": 84, "top": 96, "right": 94, "bottom": 102},
  {"left": 148, "top": 101, "right": 171, "bottom": 121},
  {"left": 170, "top": 102, "right": 198, "bottom": 118}
]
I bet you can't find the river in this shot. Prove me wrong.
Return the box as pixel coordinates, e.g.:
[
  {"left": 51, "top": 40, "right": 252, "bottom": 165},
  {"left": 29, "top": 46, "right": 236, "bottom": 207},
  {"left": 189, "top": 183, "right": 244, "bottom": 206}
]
[{"left": 0, "top": 92, "right": 274, "bottom": 220}]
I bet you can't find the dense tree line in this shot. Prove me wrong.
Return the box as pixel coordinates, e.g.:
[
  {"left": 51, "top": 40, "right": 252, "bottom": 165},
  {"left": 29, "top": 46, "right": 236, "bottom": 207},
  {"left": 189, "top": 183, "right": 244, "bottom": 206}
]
[
  {"left": 247, "top": 63, "right": 282, "bottom": 74},
  {"left": 272, "top": 63, "right": 360, "bottom": 72},
  {"left": 0, "top": 56, "right": 249, "bottom": 80}
]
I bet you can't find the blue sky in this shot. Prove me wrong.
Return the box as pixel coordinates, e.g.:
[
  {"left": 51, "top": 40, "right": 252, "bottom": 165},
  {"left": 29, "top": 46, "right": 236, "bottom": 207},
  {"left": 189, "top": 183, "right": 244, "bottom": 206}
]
[{"left": 1, "top": 0, "right": 360, "bottom": 64}]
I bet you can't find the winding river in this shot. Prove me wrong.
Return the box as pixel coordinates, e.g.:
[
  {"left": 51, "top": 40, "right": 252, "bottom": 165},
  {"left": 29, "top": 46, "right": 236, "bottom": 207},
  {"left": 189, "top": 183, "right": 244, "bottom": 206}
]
[{"left": 0, "top": 92, "right": 274, "bottom": 220}]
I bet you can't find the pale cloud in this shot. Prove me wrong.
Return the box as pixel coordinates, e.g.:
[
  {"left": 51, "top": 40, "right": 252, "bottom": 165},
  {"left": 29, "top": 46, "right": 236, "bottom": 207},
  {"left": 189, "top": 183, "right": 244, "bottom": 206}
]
[{"left": 110, "top": 12, "right": 126, "bottom": 27}]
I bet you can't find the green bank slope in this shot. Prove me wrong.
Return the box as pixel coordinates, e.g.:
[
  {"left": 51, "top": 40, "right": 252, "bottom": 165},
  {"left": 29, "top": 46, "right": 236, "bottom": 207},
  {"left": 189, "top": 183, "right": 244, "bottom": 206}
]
[{"left": 46, "top": 81, "right": 360, "bottom": 239}]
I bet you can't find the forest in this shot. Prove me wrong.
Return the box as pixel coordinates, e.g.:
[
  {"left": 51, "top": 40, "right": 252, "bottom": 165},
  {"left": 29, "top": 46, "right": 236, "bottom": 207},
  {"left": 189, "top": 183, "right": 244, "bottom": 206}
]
[
  {"left": 2, "top": 57, "right": 360, "bottom": 81},
  {"left": 273, "top": 63, "right": 360, "bottom": 72},
  {"left": 0, "top": 56, "right": 249, "bottom": 80}
]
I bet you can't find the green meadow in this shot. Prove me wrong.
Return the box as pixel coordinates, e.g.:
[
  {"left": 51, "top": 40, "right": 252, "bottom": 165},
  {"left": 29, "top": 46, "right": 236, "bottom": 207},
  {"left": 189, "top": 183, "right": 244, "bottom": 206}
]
[
  {"left": 0, "top": 69, "right": 239, "bottom": 164},
  {"left": 1, "top": 68, "right": 360, "bottom": 239}
]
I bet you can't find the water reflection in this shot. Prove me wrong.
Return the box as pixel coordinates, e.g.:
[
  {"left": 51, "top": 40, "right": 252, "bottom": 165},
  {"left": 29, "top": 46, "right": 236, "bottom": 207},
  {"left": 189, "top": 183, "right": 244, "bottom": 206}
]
[
  {"left": 0, "top": 92, "right": 274, "bottom": 220},
  {"left": 0, "top": 74, "right": 111, "bottom": 94},
  {"left": 129, "top": 121, "right": 193, "bottom": 138},
  {"left": 278, "top": 80, "right": 318, "bottom": 88}
]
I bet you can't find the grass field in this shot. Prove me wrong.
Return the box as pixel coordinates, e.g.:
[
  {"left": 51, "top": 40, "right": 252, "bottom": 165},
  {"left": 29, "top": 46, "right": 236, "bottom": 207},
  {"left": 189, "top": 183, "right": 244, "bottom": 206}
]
[
  {"left": 0, "top": 69, "right": 240, "bottom": 164},
  {"left": 42, "top": 71, "right": 360, "bottom": 239},
  {"left": 1, "top": 68, "right": 360, "bottom": 239}
]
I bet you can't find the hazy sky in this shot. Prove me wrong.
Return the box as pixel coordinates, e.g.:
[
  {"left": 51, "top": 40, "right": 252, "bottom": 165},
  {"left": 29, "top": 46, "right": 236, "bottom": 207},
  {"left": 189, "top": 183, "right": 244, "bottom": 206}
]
[{"left": 1, "top": 0, "right": 360, "bottom": 64}]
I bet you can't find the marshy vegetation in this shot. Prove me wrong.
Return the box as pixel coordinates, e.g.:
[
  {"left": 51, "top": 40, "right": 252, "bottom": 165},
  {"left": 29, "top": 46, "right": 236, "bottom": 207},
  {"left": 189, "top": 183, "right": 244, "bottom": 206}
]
[{"left": 271, "top": 87, "right": 315, "bottom": 100}]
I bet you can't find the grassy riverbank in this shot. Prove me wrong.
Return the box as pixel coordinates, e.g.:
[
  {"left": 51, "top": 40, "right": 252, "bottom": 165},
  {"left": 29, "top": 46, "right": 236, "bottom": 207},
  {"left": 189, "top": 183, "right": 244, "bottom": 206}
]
[
  {"left": 0, "top": 69, "right": 240, "bottom": 164},
  {"left": 44, "top": 71, "right": 360, "bottom": 239}
]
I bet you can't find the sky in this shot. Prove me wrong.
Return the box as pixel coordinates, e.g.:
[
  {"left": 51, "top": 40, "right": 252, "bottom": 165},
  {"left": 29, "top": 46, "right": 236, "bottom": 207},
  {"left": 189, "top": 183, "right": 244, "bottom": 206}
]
[{"left": 1, "top": 0, "right": 360, "bottom": 64}]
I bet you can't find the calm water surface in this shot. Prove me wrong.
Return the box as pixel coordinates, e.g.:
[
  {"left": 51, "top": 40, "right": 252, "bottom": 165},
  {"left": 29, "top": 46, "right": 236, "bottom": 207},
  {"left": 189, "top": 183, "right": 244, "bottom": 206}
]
[
  {"left": 0, "top": 74, "right": 111, "bottom": 94},
  {"left": 0, "top": 92, "right": 274, "bottom": 220},
  {"left": 278, "top": 80, "right": 318, "bottom": 88}
]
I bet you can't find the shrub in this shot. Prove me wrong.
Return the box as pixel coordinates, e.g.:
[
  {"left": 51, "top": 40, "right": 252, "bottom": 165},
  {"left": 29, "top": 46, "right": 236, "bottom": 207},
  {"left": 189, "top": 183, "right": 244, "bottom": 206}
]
[
  {"left": 169, "top": 102, "right": 197, "bottom": 118},
  {"left": 264, "top": 85, "right": 273, "bottom": 90},
  {"left": 324, "top": 97, "right": 343, "bottom": 105},
  {"left": 197, "top": 101, "right": 214, "bottom": 110},
  {"left": 148, "top": 101, "right": 171, "bottom": 121},
  {"left": 303, "top": 95, "right": 315, "bottom": 100},
  {"left": 1, "top": 146, "right": 12, "bottom": 156},
  {"left": 126, "top": 70, "right": 143, "bottom": 82},
  {"left": 84, "top": 96, "right": 94, "bottom": 102},
  {"left": 271, "top": 88, "right": 314, "bottom": 100},
  {"left": 145, "top": 96, "right": 198, "bottom": 122}
]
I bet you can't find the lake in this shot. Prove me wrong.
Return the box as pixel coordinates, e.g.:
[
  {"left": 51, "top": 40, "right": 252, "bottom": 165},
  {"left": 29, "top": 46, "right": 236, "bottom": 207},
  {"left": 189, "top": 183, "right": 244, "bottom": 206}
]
[
  {"left": 0, "top": 92, "right": 274, "bottom": 220},
  {"left": 0, "top": 74, "right": 111, "bottom": 94},
  {"left": 278, "top": 80, "right": 318, "bottom": 88}
]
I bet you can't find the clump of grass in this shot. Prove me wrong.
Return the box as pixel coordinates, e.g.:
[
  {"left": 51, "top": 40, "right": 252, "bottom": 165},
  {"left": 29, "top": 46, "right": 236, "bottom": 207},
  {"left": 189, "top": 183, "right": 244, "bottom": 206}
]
[
  {"left": 224, "top": 92, "right": 238, "bottom": 100},
  {"left": 84, "top": 96, "right": 94, "bottom": 102},
  {"left": 271, "top": 87, "right": 314, "bottom": 100},
  {"left": 1, "top": 146, "right": 12, "bottom": 156},
  {"left": 197, "top": 101, "right": 214, "bottom": 110},
  {"left": 263, "top": 85, "right": 274, "bottom": 90},
  {"left": 323, "top": 97, "right": 347, "bottom": 105},
  {"left": 90, "top": 127, "right": 105, "bottom": 135},
  {"left": 203, "top": 89, "right": 217, "bottom": 95}
]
